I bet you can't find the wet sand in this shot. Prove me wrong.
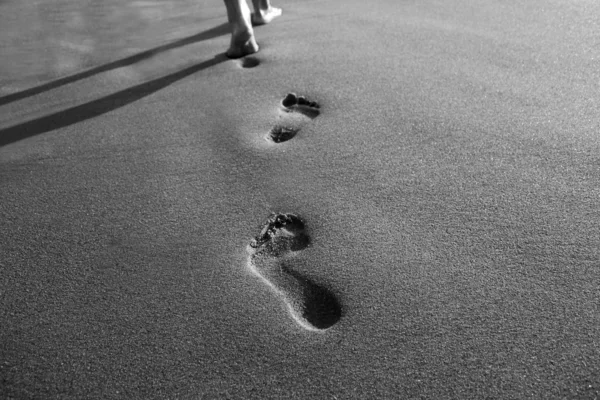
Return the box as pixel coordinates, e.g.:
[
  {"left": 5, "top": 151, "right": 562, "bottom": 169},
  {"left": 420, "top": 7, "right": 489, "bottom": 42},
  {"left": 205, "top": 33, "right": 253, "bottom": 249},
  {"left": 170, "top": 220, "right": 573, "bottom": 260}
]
[{"left": 2, "top": 0, "right": 600, "bottom": 398}]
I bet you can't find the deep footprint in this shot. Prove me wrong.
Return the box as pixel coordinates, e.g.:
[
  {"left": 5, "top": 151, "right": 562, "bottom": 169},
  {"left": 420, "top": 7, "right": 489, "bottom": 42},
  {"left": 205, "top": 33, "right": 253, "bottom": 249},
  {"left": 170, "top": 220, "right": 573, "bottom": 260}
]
[
  {"left": 239, "top": 56, "right": 260, "bottom": 69},
  {"left": 269, "top": 93, "right": 321, "bottom": 143},
  {"left": 247, "top": 213, "right": 341, "bottom": 331}
]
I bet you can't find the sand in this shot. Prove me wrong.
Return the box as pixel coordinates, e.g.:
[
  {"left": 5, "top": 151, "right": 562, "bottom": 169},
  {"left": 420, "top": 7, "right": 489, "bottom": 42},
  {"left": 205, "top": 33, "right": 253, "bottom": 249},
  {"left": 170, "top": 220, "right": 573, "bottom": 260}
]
[{"left": 1, "top": 0, "right": 600, "bottom": 398}]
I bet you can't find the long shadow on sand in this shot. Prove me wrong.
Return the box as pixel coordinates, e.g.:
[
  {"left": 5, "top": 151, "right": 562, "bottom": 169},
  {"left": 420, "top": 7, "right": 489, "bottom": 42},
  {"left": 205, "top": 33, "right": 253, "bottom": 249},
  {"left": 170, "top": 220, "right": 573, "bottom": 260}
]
[
  {"left": 0, "top": 22, "right": 229, "bottom": 107},
  {"left": 0, "top": 54, "right": 227, "bottom": 147}
]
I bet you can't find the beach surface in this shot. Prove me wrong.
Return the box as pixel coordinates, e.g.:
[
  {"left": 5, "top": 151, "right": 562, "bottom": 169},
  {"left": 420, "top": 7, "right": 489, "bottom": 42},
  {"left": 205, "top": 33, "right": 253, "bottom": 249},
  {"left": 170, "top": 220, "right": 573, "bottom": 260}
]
[{"left": 1, "top": 0, "right": 600, "bottom": 398}]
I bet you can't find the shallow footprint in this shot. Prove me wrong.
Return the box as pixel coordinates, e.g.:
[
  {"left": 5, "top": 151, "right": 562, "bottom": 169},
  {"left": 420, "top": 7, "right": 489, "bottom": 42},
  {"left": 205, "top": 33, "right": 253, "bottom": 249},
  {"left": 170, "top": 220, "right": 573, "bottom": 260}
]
[
  {"left": 247, "top": 213, "right": 341, "bottom": 331},
  {"left": 268, "top": 93, "right": 320, "bottom": 143}
]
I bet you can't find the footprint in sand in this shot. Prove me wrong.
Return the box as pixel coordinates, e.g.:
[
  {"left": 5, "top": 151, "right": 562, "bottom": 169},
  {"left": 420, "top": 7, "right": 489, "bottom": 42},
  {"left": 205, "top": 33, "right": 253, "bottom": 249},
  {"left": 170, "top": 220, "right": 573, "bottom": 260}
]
[
  {"left": 246, "top": 213, "right": 341, "bottom": 331},
  {"left": 237, "top": 56, "right": 260, "bottom": 69},
  {"left": 268, "top": 93, "right": 320, "bottom": 143}
]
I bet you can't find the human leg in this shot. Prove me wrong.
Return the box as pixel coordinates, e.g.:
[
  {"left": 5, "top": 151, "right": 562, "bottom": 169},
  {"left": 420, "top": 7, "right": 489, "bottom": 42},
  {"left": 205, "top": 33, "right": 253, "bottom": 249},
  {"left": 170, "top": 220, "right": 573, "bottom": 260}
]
[
  {"left": 250, "top": 0, "right": 282, "bottom": 25},
  {"left": 223, "top": 0, "right": 259, "bottom": 58}
]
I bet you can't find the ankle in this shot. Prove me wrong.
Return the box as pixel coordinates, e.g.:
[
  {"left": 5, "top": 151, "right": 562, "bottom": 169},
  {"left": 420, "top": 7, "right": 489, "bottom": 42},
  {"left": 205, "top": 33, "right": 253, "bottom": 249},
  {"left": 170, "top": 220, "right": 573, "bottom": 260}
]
[{"left": 231, "top": 23, "right": 254, "bottom": 38}]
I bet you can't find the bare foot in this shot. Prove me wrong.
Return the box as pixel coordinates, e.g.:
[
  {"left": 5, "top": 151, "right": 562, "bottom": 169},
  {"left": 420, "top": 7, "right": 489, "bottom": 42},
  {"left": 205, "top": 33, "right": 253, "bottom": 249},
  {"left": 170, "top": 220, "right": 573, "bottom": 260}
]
[
  {"left": 226, "top": 29, "right": 259, "bottom": 59},
  {"left": 251, "top": 6, "right": 282, "bottom": 26}
]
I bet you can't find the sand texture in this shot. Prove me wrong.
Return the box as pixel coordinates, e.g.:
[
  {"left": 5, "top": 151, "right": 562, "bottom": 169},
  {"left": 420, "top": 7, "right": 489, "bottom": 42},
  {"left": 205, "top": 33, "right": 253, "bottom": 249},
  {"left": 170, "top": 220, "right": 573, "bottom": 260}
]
[{"left": 1, "top": 0, "right": 600, "bottom": 398}]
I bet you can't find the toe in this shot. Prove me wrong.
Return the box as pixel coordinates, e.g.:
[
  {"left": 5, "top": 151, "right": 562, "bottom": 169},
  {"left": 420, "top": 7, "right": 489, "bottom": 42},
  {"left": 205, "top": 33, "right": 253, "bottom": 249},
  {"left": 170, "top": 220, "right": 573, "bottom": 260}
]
[{"left": 282, "top": 93, "right": 298, "bottom": 107}]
